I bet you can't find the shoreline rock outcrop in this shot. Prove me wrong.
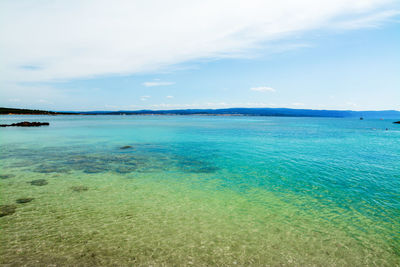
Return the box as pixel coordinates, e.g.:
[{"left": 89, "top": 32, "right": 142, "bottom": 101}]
[{"left": 0, "top": 121, "right": 49, "bottom": 127}]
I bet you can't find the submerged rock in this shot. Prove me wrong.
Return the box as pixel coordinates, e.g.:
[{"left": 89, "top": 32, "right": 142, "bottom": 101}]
[
  {"left": 0, "top": 174, "right": 15, "bottom": 179},
  {"left": 0, "top": 121, "right": 49, "bottom": 127},
  {"left": 195, "top": 166, "right": 220, "bottom": 173},
  {"left": 71, "top": 185, "right": 89, "bottom": 192},
  {"left": 16, "top": 197, "right": 34, "bottom": 204},
  {"left": 0, "top": 204, "right": 17, "bottom": 217},
  {"left": 120, "top": 145, "right": 133, "bottom": 149},
  {"left": 34, "top": 164, "right": 70, "bottom": 173},
  {"left": 29, "top": 179, "right": 48, "bottom": 186},
  {"left": 114, "top": 165, "right": 137, "bottom": 174},
  {"left": 180, "top": 165, "right": 220, "bottom": 173},
  {"left": 83, "top": 166, "right": 108, "bottom": 173}
]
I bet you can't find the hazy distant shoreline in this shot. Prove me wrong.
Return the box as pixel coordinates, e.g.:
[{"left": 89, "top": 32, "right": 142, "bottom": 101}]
[{"left": 1, "top": 107, "right": 400, "bottom": 119}]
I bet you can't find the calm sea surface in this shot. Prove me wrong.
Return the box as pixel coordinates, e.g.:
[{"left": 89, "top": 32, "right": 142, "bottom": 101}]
[{"left": 1, "top": 115, "right": 399, "bottom": 266}]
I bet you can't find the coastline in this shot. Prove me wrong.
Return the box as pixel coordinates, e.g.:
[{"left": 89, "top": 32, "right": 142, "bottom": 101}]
[{"left": 2, "top": 107, "right": 400, "bottom": 119}]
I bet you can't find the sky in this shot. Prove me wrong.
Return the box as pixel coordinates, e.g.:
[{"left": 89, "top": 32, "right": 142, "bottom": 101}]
[{"left": 0, "top": 0, "right": 399, "bottom": 111}]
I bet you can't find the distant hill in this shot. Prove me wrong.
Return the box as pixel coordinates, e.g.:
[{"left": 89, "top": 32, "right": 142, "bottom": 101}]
[{"left": 1, "top": 107, "right": 399, "bottom": 118}]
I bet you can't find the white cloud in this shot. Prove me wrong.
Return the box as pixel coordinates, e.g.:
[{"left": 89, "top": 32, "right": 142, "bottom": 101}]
[
  {"left": 143, "top": 81, "right": 175, "bottom": 87},
  {"left": 140, "top": 95, "right": 151, "bottom": 101},
  {"left": 250, "top": 86, "right": 276, "bottom": 92},
  {"left": 166, "top": 95, "right": 174, "bottom": 99},
  {"left": 0, "top": 0, "right": 398, "bottom": 85},
  {"left": 331, "top": 9, "right": 400, "bottom": 29},
  {"left": 0, "top": 83, "right": 64, "bottom": 107},
  {"left": 104, "top": 104, "right": 119, "bottom": 109},
  {"left": 346, "top": 102, "right": 358, "bottom": 107},
  {"left": 291, "top": 102, "right": 305, "bottom": 106}
]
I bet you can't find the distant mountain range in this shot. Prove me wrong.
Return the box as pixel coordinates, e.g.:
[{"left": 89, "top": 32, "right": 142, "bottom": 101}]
[{"left": 1, "top": 107, "right": 400, "bottom": 119}]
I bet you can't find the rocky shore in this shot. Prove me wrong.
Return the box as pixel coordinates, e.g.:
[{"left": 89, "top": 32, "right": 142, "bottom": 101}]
[{"left": 0, "top": 121, "right": 49, "bottom": 127}]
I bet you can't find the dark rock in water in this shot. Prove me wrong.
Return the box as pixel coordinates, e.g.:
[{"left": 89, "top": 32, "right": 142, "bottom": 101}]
[
  {"left": 0, "top": 174, "right": 15, "bottom": 179},
  {"left": 177, "top": 158, "right": 220, "bottom": 173},
  {"left": 16, "top": 197, "right": 34, "bottom": 204},
  {"left": 0, "top": 121, "right": 50, "bottom": 127},
  {"left": 120, "top": 145, "right": 133, "bottom": 149},
  {"left": 83, "top": 166, "right": 108, "bottom": 173},
  {"left": 114, "top": 165, "right": 137, "bottom": 174},
  {"left": 196, "top": 166, "right": 220, "bottom": 173},
  {"left": 181, "top": 165, "right": 220, "bottom": 173},
  {"left": 393, "top": 121, "right": 400, "bottom": 124},
  {"left": 29, "top": 179, "right": 48, "bottom": 186},
  {"left": 34, "top": 164, "right": 70, "bottom": 173},
  {"left": 0, "top": 204, "right": 17, "bottom": 217},
  {"left": 71, "top": 185, "right": 89, "bottom": 192}
]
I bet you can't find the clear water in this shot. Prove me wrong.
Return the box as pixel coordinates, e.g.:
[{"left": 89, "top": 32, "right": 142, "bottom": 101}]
[{"left": 1, "top": 115, "right": 399, "bottom": 266}]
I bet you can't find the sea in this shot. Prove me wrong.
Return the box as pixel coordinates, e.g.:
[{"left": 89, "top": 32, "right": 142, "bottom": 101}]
[{"left": 1, "top": 115, "right": 399, "bottom": 266}]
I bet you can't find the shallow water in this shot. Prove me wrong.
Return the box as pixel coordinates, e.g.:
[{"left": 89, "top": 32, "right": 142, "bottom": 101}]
[{"left": 0, "top": 115, "right": 399, "bottom": 266}]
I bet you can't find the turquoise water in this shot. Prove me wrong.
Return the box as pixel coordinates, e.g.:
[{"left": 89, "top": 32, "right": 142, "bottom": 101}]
[{"left": 1, "top": 115, "right": 399, "bottom": 266}]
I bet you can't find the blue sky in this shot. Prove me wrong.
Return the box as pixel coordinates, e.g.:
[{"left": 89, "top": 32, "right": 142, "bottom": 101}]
[{"left": 1, "top": 1, "right": 399, "bottom": 111}]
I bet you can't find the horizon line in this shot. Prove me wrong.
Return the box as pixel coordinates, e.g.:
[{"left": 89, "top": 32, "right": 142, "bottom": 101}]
[
  {"left": 2, "top": 106, "right": 400, "bottom": 113},
  {"left": 55, "top": 107, "right": 399, "bottom": 113}
]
